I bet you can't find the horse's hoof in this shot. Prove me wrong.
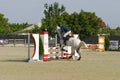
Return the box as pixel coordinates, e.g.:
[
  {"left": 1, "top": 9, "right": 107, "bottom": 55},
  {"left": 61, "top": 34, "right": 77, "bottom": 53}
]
[
  {"left": 77, "top": 56, "right": 81, "bottom": 61},
  {"left": 69, "top": 56, "right": 72, "bottom": 59}
]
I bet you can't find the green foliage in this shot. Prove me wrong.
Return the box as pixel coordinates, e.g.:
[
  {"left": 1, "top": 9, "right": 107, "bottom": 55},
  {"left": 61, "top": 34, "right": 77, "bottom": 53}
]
[
  {"left": 1, "top": 2, "right": 120, "bottom": 37},
  {"left": 41, "top": 2, "right": 104, "bottom": 39},
  {"left": 31, "top": 25, "right": 41, "bottom": 33},
  {"left": 39, "top": 36, "right": 44, "bottom": 57},
  {"left": 0, "top": 13, "right": 32, "bottom": 34},
  {"left": 9, "top": 22, "right": 31, "bottom": 33},
  {"left": 105, "top": 35, "right": 110, "bottom": 51},
  {"left": 110, "top": 27, "right": 120, "bottom": 36},
  {"left": 41, "top": 2, "right": 66, "bottom": 36},
  {"left": 67, "top": 10, "right": 103, "bottom": 38},
  {"left": 0, "top": 13, "right": 10, "bottom": 34}
]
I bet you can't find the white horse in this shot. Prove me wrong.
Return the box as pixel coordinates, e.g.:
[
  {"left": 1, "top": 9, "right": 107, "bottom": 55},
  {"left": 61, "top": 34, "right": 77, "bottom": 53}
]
[
  {"left": 65, "top": 34, "right": 88, "bottom": 60},
  {"left": 55, "top": 28, "right": 88, "bottom": 60}
]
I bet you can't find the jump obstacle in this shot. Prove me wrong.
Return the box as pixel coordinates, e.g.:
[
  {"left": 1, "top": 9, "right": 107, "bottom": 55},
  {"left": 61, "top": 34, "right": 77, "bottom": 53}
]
[
  {"left": 28, "top": 31, "right": 72, "bottom": 62},
  {"left": 49, "top": 46, "right": 72, "bottom": 59}
]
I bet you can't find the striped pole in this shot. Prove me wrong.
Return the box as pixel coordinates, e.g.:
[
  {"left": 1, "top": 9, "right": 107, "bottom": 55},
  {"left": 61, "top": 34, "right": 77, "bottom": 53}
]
[{"left": 98, "top": 36, "right": 105, "bottom": 51}]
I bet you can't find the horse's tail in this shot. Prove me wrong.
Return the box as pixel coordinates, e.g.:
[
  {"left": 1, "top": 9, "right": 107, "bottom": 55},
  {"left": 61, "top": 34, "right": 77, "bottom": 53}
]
[
  {"left": 77, "top": 41, "right": 88, "bottom": 52},
  {"left": 82, "top": 41, "right": 88, "bottom": 48}
]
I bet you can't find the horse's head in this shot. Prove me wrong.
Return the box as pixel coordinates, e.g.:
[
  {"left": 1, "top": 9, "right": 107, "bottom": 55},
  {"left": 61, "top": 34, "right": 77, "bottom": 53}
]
[{"left": 73, "top": 34, "right": 79, "bottom": 39}]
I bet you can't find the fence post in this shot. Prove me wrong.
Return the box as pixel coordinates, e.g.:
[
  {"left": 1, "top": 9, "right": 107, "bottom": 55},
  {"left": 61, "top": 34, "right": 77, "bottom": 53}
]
[
  {"left": 28, "top": 33, "right": 30, "bottom": 61},
  {"left": 55, "top": 34, "right": 57, "bottom": 47}
]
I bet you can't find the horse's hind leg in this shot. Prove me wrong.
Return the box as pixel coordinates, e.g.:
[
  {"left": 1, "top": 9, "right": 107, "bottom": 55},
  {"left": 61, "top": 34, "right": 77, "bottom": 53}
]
[
  {"left": 78, "top": 51, "right": 81, "bottom": 60},
  {"left": 76, "top": 45, "right": 82, "bottom": 61}
]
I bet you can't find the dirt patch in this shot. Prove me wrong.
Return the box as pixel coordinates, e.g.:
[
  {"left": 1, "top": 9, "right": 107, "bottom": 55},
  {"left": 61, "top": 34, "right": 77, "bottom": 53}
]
[{"left": 0, "top": 47, "right": 120, "bottom": 80}]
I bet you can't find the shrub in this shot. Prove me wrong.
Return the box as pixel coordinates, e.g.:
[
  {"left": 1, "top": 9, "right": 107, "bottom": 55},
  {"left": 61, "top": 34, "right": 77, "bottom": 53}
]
[
  {"left": 105, "top": 35, "right": 110, "bottom": 51},
  {"left": 39, "top": 36, "right": 44, "bottom": 59}
]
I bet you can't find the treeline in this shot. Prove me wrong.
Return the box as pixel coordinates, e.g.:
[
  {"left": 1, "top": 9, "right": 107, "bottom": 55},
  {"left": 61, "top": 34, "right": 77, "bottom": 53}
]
[
  {"left": 0, "top": 13, "right": 31, "bottom": 34},
  {"left": 0, "top": 2, "right": 120, "bottom": 38},
  {"left": 40, "top": 2, "right": 120, "bottom": 38}
]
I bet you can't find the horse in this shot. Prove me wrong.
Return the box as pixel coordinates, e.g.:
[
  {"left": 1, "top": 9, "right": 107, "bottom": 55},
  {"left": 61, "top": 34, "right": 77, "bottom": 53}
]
[
  {"left": 65, "top": 34, "right": 88, "bottom": 60},
  {"left": 54, "top": 27, "right": 88, "bottom": 60}
]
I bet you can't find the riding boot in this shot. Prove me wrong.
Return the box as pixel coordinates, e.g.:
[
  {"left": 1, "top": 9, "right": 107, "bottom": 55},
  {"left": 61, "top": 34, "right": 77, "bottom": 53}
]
[{"left": 64, "top": 39, "right": 66, "bottom": 45}]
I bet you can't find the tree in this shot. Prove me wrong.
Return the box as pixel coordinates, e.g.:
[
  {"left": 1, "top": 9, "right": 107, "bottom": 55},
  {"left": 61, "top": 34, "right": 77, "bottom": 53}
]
[
  {"left": 61, "top": 10, "right": 103, "bottom": 39},
  {"left": 31, "top": 25, "right": 41, "bottom": 33},
  {"left": 41, "top": 2, "right": 66, "bottom": 36},
  {"left": 77, "top": 10, "right": 103, "bottom": 38},
  {"left": 9, "top": 22, "right": 31, "bottom": 33},
  {"left": 0, "top": 13, "right": 10, "bottom": 34},
  {"left": 41, "top": 3, "right": 108, "bottom": 39},
  {"left": 0, "top": 13, "right": 33, "bottom": 34},
  {"left": 105, "top": 35, "right": 110, "bottom": 51},
  {"left": 110, "top": 29, "right": 120, "bottom": 36}
]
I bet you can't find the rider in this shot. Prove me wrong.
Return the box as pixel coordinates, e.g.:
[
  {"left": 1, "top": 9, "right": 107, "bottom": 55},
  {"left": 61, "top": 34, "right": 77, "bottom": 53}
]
[{"left": 57, "top": 23, "right": 72, "bottom": 50}]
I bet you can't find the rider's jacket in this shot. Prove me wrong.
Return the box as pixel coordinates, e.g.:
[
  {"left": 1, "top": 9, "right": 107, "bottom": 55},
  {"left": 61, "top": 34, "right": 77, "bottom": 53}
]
[{"left": 60, "top": 25, "right": 70, "bottom": 33}]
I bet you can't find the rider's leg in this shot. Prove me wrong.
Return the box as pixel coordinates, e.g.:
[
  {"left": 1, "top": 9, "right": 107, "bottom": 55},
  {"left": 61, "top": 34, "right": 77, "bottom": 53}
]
[
  {"left": 63, "top": 37, "right": 66, "bottom": 45},
  {"left": 59, "top": 39, "right": 63, "bottom": 47},
  {"left": 60, "top": 39, "right": 66, "bottom": 51},
  {"left": 63, "top": 35, "right": 70, "bottom": 45}
]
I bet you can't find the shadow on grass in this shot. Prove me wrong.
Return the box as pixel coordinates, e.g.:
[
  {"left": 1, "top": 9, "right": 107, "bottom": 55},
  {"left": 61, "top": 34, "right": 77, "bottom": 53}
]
[{"left": 0, "top": 59, "right": 29, "bottom": 63}]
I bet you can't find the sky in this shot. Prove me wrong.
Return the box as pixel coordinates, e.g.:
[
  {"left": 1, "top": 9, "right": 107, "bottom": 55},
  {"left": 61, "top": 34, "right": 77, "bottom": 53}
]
[{"left": 0, "top": 0, "right": 120, "bottom": 29}]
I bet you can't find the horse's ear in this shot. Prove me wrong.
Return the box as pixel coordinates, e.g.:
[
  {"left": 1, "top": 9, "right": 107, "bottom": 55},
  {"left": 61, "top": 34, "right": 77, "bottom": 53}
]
[{"left": 56, "top": 26, "right": 60, "bottom": 29}]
